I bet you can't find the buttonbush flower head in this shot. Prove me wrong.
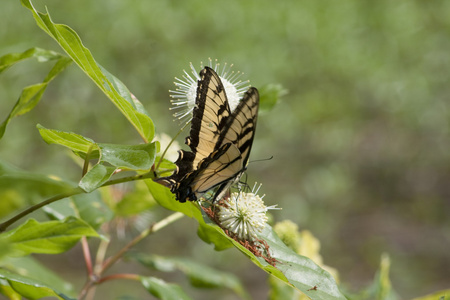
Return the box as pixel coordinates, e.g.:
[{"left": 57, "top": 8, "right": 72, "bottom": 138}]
[
  {"left": 217, "top": 184, "right": 279, "bottom": 241},
  {"left": 169, "top": 59, "right": 250, "bottom": 124}
]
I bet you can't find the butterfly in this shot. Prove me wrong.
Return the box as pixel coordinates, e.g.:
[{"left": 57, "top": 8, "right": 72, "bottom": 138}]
[{"left": 159, "top": 66, "right": 259, "bottom": 203}]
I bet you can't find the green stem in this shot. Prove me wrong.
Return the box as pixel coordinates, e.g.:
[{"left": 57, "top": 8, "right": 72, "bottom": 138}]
[
  {"left": 0, "top": 188, "right": 84, "bottom": 232},
  {"left": 101, "top": 212, "right": 184, "bottom": 274},
  {"left": 155, "top": 120, "right": 190, "bottom": 171},
  {"left": 0, "top": 172, "right": 160, "bottom": 232}
]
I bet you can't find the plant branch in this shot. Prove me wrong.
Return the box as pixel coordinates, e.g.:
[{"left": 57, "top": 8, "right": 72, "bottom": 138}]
[
  {"left": 81, "top": 237, "right": 93, "bottom": 276},
  {"left": 155, "top": 120, "right": 190, "bottom": 171},
  {"left": 0, "top": 188, "right": 84, "bottom": 232},
  {"left": 101, "top": 212, "right": 184, "bottom": 274},
  {"left": 97, "top": 273, "right": 140, "bottom": 284},
  {"left": 0, "top": 172, "right": 161, "bottom": 231}
]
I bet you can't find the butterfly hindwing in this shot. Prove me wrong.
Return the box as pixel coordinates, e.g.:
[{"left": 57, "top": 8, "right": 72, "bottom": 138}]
[{"left": 160, "top": 67, "right": 259, "bottom": 203}]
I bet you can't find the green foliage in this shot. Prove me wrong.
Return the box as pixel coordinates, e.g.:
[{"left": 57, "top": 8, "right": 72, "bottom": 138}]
[
  {"left": 0, "top": 0, "right": 448, "bottom": 299},
  {"left": 1, "top": 256, "right": 75, "bottom": 297},
  {"left": 1, "top": 217, "right": 98, "bottom": 256},
  {"left": 131, "top": 254, "right": 250, "bottom": 299},
  {"left": 20, "top": 0, "right": 154, "bottom": 143},
  {"left": 0, "top": 49, "right": 71, "bottom": 139},
  {"left": 140, "top": 277, "right": 192, "bottom": 300},
  {"left": 0, "top": 269, "right": 74, "bottom": 300}
]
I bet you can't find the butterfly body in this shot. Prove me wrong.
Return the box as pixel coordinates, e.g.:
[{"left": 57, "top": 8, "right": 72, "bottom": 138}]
[{"left": 160, "top": 67, "right": 259, "bottom": 203}]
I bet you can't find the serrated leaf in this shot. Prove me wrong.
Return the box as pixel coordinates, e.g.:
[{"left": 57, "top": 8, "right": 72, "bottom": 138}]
[
  {"left": 78, "top": 164, "right": 117, "bottom": 193},
  {"left": 0, "top": 268, "right": 74, "bottom": 300},
  {"left": 98, "top": 143, "right": 157, "bottom": 170},
  {"left": 140, "top": 276, "right": 192, "bottom": 300},
  {"left": 21, "top": 0, "right": 154, "bottom": 142},
  {"left": 2, "top": 217, "right": 98, "bottom": 256},
  {"left": 131, "top": 254, "right": 250, "bottom": 299},
  {"left": 43, "top": 192, "right": 113, "bottom": 229},
  {"left": 37, "top": 124, "right": 97, "bottom": 156},
  {"left": 0, "top": 56, "right": 72, "bottom": 139}
]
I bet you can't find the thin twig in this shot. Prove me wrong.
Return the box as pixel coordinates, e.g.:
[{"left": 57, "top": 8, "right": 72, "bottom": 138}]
[
  {"left": 155, "top": 120, "right": 190, "bottom": 171},
  {"left": 97, "top": 273, "right": 140, "bottom": 284},
  {"left": 0, "top": 188, "right": 84, "bottom": 232},
  {"left": 81, "top": 237, "right": 93, "bottom": 276},
  {"left": 0, "top": 172, "right": 158, "bottom": 231},
  {"left": 101, "top": 212, "right": 184, "bottom": 274}
]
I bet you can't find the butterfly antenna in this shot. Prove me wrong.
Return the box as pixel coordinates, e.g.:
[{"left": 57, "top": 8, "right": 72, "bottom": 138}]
[
  {"left": 248, "top": 156, "right": 274, "bottom": 165},
  {"left": 155, "top": 121, "right": 191, "bottom": 172}
]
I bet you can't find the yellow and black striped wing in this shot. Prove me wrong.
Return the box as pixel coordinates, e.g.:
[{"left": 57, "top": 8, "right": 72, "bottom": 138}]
[
  {"left": 160, "top": 67, "right": 259, "bottom": 203},
  {"left": 187, "top": 67, "right": 231, "bottom": 168}
]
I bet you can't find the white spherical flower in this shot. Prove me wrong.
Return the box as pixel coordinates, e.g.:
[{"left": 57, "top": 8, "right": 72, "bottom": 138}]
[
  {"left": 217, "top": 185, "right": 279, "bottom": 241},
  {"left": 169, "top": 59, "right": 250, "bottom": 124}
]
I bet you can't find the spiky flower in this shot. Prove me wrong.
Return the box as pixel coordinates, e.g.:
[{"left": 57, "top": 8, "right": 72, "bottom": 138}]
[
  {"left": 217, "top": 184, "right": 279, "bottom": 241},
  {"left": 169, "top": 59, "right": 250, "bottom": 124}
]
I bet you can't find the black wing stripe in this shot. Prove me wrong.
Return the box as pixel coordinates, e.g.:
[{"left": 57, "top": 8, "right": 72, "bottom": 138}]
[{"left": 160, "top": 67, "right": 259, "bottom": 203}]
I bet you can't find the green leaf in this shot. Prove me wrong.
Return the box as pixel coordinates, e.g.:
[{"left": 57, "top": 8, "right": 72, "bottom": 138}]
[
  {"left": 43, "top": 192, "right": 113, "bottom": 229},
  {"left": 37, "top": 124, "right": 97, "bottom": 156},
  {"left": 258, "top": 83, "right": 287, "bottom": 113},
  {"left": 145, "top": 179, "right": 200, "bottom": 219},
  {"left": 98, "top": 143, "right": 157, "bottom": 171},
  {"left": 0, "top": 160, "right": 75, "bottom": 218},
  {"left": 268, "top": 275, "right": 297, "bottom": 300},
  {"left": 356, "top": 254, "right": 398, "bottom": 300},
  {"left": 0, "top": 268, "right": 74, "bottom": 300},
  {"left": 0, "top": 284, "right": 22, "bottom": 300},
  {"left": 21, "top": 0, "right": 154, "bottom": 142},
  {"left": 197, "top": 208, "right": 235, "bottom": 251},
  {"left": 155, "top": 156, "right": 177, "bottom": 178},
  {"left": 78, "top": 164, "right": 117, "bottom": 193},
  {"left": 413, "top": 290, "right": 450, "bottom": 300},
  {"left": 0, "top": 47, "right": 63, "bottom": 74},
  {"left": 114, "top": 181, "right": 157, "bottom": 216},
  {"left": 2, "top": 216, "right": 98, "bottom": 256},
  {"left": 131, "top": 254, "right": 250, "bottom": 299},
  {"left": 0, "top": 55, "right": 72, "bottom": 139},
  {"left": 38, "top": 125, "right": 157, "bottom": 171},
  {"left": 140, "top": 276, "right": 192, "bottom": 300},
  {"left": 0, "top": 256, "right": 75, "bottom": 297},
  {"left": 262, "top": 225, "right": 345, "bottom": 300},
  {"left": 196, "top": 215, "right": 234, "bottom": 251},
  {"left": 145, "top": 179, "right": 345, "bottom": 299},
  {"left": 0, "top": 236, "right": 13, "bottom": 263}
]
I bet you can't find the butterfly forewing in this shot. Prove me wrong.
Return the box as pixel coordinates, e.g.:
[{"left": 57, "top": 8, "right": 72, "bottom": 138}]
[
  {"left": 189, "top": 68, "right": 231, "bottom": 168},
  {"left": 159, "top": 67, "right": 259, "bottom": 203}
]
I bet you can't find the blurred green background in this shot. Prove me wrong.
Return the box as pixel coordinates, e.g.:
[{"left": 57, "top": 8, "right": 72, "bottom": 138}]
[{"left": 1, "top": 0, "right": 449, "bottom": 299}]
